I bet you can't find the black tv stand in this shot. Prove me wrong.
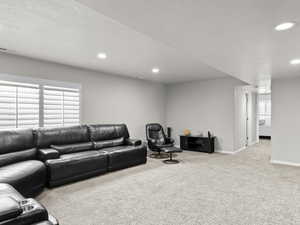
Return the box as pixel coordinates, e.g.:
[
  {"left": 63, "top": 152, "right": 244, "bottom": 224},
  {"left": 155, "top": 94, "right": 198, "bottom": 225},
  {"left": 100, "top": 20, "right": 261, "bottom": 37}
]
[{"left": 180, "top": 135, "right": 215, "bottom": 153}]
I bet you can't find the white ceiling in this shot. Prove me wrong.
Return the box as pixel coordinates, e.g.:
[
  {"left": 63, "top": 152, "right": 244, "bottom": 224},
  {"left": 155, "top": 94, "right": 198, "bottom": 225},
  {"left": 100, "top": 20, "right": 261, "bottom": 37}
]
[{"left": 0, "top": 0, "right": 300, "bottom": 84}]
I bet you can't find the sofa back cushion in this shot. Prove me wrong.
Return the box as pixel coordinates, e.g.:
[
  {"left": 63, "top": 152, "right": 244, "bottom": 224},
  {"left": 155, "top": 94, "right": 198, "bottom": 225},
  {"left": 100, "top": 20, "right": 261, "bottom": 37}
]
[
  {"left": 0, "top": 129, "right": 36, "bottom": 167},
  {"left": 0, "top": 129, "right": 34, "bottom": 154},
  {"left": 0, "top": 129, "right": 35, "bottom": 154},
  {"left": 88, "top": 124, "right": 129, "bottom": 142},
  {"left": 93, "top": 137, "right": 125, "bottom": 149},
  {"left": 35, "top": 125, "right": 89, "bottom": 148},
  {"left": 0, "top": 148, "right": 36, "bottom": 167},
  {"left": 51, "top": 142, "right": 93, "bottom": 154}
]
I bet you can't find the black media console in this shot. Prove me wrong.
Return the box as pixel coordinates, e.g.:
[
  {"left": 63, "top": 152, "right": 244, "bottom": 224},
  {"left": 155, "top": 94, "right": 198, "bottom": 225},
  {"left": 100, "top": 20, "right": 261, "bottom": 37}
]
[{"left": 180, "top": 135, "right": 215, "bottom": 153}]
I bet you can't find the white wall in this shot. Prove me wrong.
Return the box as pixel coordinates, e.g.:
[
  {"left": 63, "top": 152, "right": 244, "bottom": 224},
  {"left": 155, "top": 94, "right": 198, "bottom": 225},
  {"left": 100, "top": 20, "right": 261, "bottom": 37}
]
[
  {"left": 0, "top": 53, "right": 166, "bottom": 140},
  {"left": 272, "top": 77, "right": 300, "bottom": 165},
  {"left": 165, "top": 77, "right": 246, "bottom": 152}
]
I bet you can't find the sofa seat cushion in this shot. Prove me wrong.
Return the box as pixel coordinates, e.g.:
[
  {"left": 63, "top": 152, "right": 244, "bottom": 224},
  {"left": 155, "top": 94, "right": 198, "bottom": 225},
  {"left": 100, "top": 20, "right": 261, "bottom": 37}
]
[
  {"left": 100, "top": 144, "right": 147, "bottom": 171},
  {"left": 50, "top": 142, "right": 93, "bottom": 154},
  {"left": 93, "top": 137, "right": 124, "bottom": 149},
  {"left": 46, "top": 151, "right": 108, "bottom": 187},
  {"left": 0, "top": 160, "right": 46, "bottom": 197}
]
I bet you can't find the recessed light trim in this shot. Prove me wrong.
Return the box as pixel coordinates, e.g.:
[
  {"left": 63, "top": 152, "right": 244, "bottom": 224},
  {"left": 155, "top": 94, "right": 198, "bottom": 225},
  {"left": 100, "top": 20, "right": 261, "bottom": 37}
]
[
  {"left": 97, "top": 52, "right": 107, "bottom": 59},
  {"left": 275, "top": 22, "right": 296, "bottom": 31},
  {"left": 290, "top": 59, "right": 300, "bottom": 65},
  {"left": 152, "top": 68, "right": 160, "bottom": 74}
]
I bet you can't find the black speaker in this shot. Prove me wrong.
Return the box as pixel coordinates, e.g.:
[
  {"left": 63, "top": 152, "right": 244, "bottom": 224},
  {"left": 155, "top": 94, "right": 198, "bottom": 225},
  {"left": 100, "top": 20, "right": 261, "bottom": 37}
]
[{"left": 167, "top": 127, "right": 171, "bottom": 138}]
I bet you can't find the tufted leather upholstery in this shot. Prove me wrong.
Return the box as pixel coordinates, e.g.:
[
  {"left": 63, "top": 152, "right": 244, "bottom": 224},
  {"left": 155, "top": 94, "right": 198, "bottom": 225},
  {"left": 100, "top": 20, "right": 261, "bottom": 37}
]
[
  {"left": 146, "top": 123, "right": 175, "bottom": 153},
  {"left": 0, "top": 148, "right": 37, "bottom": 167},
  {"left": 0, "top": 129, "right": 35, "bottom": 154},
  {"left": 34, "top": 124, "right": 146, "bottom": 187},
  {"left": 89, "top": 124, "right": 147, "bottom": 172},
  {"left": 50, "top": 142, "right": 93, "bottom": 155},
  {"left": 88, "top": 124, "right": 130, "bottom": 141},
  {"left": 0, "top": 183, "right": 58, "bottom": 225},
  {"left": 100, "top": 145, "right": 147, "bottom": 171},
  {"left": 46, "top": 151, "right": 107, "bottom": 187},
  {"left": 0, "top": 129, "right": 46, "bottom": 197},
  {"left": 0, "top": 161, "right": 46, "bottom": 198},
  {"left": 0, "top": 123, "right": 146, "bottom": 224},
  {"left": 35, "top": 126, "right": 90, "bottom": 149}
]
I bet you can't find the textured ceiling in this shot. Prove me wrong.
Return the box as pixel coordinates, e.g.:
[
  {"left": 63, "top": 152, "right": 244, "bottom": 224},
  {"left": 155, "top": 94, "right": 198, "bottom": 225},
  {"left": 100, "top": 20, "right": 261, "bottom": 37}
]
[{"left": 1, "top": 0, "right": 300, "bottom": 84}]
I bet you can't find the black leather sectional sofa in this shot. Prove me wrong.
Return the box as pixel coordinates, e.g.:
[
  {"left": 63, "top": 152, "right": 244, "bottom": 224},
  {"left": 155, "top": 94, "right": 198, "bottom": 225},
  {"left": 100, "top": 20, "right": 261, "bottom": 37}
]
[{"left": 0, "top": 124, "right": 147, "bottom": 225}]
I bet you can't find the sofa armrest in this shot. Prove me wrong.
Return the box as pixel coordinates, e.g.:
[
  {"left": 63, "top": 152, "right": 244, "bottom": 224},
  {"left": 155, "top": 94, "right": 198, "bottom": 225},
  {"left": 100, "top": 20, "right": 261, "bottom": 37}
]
[
  {"left": 38, "top": 148, "right": 60, "bottom": 162},
  {"left": 126, "top": 138, "right": 142, "bottom": 146},
  {"left": 0, "top": 197, "right": 22, "bottom": 222}
]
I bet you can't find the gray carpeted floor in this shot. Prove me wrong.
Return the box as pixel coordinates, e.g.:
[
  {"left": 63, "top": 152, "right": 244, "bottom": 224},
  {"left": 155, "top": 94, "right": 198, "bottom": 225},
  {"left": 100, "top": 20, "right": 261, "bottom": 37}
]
[{"left": 37, "top": 141, "right": 300, "bottom": 225}]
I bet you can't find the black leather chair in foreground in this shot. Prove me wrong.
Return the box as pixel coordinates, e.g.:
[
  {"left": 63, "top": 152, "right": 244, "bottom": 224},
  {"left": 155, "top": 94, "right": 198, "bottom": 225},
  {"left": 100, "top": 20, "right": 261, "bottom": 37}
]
[
  {"left": 0, "top": 183, "right": 58, "bottom": 225},
  {"left": 146, "top": 123, "right": 175, "bottom": 157}
]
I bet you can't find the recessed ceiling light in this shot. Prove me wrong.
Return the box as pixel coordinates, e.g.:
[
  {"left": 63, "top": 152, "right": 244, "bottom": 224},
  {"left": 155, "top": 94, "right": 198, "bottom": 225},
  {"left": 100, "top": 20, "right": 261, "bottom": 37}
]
[
  {"left": 290, "top": 59, "right": 300, "bottom": 65},
  {"left": 152, "top": 68, "right": 160, "bottom": 74},
  {"left": 275, "top": 22, "right": 296, "bottom": 31},
  {"left": 97, "top": 52, "right": 107, "bottom": 59}
]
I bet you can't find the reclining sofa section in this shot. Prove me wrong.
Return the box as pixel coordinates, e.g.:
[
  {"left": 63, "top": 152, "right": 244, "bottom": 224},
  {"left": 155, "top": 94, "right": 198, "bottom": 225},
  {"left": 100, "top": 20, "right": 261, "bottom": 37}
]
[
  {"left": 36, "top": 124, "right": 147, "bottom": 187},
  {"left": 0, "top": 129, "right": 46, "bottom": 197}
]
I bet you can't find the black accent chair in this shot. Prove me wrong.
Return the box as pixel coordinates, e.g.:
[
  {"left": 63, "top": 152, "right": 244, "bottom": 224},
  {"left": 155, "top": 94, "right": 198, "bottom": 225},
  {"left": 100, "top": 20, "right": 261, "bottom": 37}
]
[
  {"left": 0, "top": 183, "right": 58, "bottom": 225},
  {"left": 146, "top": 123, "right": 174, "bottom": 157}
]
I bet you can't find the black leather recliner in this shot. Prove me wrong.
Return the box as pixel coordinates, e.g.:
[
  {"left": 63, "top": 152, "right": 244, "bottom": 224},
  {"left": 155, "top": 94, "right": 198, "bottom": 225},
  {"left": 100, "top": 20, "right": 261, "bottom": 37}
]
[
  {"left": 0, "top": 183, "right": 58, "bottom": 225},
  {"left": 146, "top": 123, "right": 174, "bottom": 156},
  {"left": 0, "top": 129, "right": 46, "bottom": 197},
  {"left": 89, "top": 124, "right": 147, "bottom": 171},
  {"left": 36, "top": 124, "right": 147, "bottom": 187},
  {"left": 35, "top": 125, "right": 108, "bottom": 187}
]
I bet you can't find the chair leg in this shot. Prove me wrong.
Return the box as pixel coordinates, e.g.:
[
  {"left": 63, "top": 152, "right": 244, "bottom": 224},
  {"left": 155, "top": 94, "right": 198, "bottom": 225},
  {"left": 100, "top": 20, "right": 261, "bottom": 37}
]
[{"left": 163, "top": 153, "right": 180, "bottom": 164}]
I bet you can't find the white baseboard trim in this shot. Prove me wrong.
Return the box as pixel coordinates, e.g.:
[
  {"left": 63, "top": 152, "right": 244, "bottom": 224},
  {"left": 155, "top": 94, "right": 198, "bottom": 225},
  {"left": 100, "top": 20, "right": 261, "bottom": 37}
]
[
  {"left": 248, "top": 140, "right": 259, "bottom": 146},
  {"left": 215, "top": 150, "right": 235, "bottom": 154},
  {"left": 270, "top": 160, "right": 300, "bottom": 167},
  {"left": 216, "top": 146, "right": 246, "bottom": 155}
]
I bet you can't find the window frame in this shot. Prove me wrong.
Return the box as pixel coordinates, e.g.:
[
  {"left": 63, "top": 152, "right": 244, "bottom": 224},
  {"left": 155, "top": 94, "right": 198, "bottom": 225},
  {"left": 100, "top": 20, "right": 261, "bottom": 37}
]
[{"left": 0, "top": 73, "right": 81, "bottom": 129}]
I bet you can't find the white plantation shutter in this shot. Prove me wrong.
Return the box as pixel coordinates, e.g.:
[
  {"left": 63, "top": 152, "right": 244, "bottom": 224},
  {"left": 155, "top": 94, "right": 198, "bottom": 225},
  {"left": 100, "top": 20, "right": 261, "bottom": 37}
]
[
  {"left": 0, "top": 76, "right": 80, "bottom": 130},
  {"left": 44, "top": 86, "right": 80, "bottom": 127},
  {"left": 0, "top": 81, "right": 39, "bottom": 129}
]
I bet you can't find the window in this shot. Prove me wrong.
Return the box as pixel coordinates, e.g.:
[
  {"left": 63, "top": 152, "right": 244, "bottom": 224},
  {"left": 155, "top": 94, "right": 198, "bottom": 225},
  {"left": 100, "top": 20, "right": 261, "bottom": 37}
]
[
  {"left": 258, "top": 94, "right": 271, "bottom": 127},
  {"left": 0, "top": 77, "right": 80, "bottom": 129},
  {"left": 0, "top": 81, "right": 40, "bottom": 129},
  {"left": 44, "top": 86, "right": 80, "bottom": 127}
]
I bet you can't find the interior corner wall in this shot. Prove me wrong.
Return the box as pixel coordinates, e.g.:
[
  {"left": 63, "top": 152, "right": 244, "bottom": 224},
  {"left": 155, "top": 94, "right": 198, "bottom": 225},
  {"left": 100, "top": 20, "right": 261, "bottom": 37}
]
[
  {"left": 165, "top": 77, "right": 246, "bottom": 152},
  {"left": 0, "top": 53, "right": 166, "bottom": 140},
  {"left": 272, "top": 77, "right": 300, "bottom": 165}
]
